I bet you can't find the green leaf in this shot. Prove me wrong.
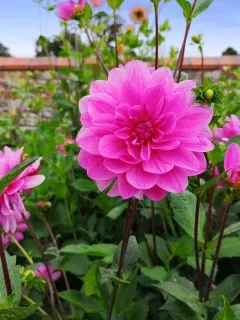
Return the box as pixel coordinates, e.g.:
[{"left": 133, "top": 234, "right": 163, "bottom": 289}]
[
  {"left": 192, "top": 0, "right": 214, "bottom": 19},
  {"left": 145, "top": 234, "right": 171, "bottom": 266},
  {"left": 107, "top": 0, "right": 124, "bottom": 10},
  {"left": 0, "top": 303, "right": 39, "bottom": 320},
  {"left": 0, "top": 253, "right": 21, "bottom": 305},
  {"left": 106, "top": 203, "right": 128, "bottom": 220},
  {"left": 71, "top": 178, "right": 97, "bottom": 192},
  {"left": 154, "top": 281, "right": 204, "bottom": 314},
  {"left": 213, "top": 222, "right": 240, "bottom": 240},
  {"left": 161, "top": 300, "right": 204, "bottom": 320},
  {"left": 141, "top": 266, "right": 167, "bottom": 282},
  {"left": 195, "top": 172, "right": 226, "bottom": 195},
  {"left": 58, "top": 290, "right": 105, "bottom": 313},
  {"left": 83, "top": 264, "right": 99, "bottom": 296},
  {"left": 127, "top": 298, "right": 149, "bottom": 320},
  {"left": 115, "top": 270, "right": 137, "bottom": 314},
  {"left": 83, "top": 3, "right": 92, "bottom": 22},
  {"left": 209, "top": 275, "right": 240, "bottom": 308},
  {"left": 207, "top": 237, "right": 240, "bottom": 258},
  {"left": 61, "top": 253, "right": 89, "bottom": 276},
  {"left": 214, "top": 296, "right": 236, "bottom": 320},
  {"left": 228, "top": 135, "right": 240, "bottom": 145},
  {"left": 176, "top": 0, "right": 192, "bottom": 21},
  {"left": 170, "top": 191, "right": 206, "bottom": 242},
  {"left": 0, "top": 157, "right": 39, "bottom": 195},
  {"left": 60, "top": 243, "right": 117, "bottom": 258},
  {"left": 113, "top": 236, "right": 139, "bottom": 274},
  {"left": 232, "top": 304, "right": 240, "bottom": 318},
  {"left": 187, "top": 256, "right": 213, "bottom": 276}
]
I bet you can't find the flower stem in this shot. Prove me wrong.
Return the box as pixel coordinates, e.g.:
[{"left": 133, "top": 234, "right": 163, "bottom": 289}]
[
  {"left": 174, "top": 0, "right": 198, "bottom": 82},
  {"left": 10, "top": 236, "right": 33, "bottom": 265},
  {"left": 107, "top": 199, "right": 139, "bottom": 320},
  {"left": 154, "top": 3, "right": 159, "bottom": 70},
  {"left": 84, "top": 26, "right": 109, "bottom": 76},
  {"left": 151, "top": 201, "right": 158, "bottom": 265},
  {"left": 0, "top": 233, "right": 12, "bottom": 296},
  {"left": 205, "top": 203, "right": 231, "bottom": 301},
  {"left": 199, "top": 181, "right": 215, "bottom": 301},
  {"left": 22, "top": 294, "right": 49, "bottom": 317},
  {"left": 113, "top": 10, "right": 119, "bottom": 68},
  {"left": 194, "top": 175, "right": 201, "bottom": 291},
  {"left": 21, "top": 213, "right": 65, "bottom": 319},
  {"left": 200, "top": 46, "right": 204, "bottom": 83}
]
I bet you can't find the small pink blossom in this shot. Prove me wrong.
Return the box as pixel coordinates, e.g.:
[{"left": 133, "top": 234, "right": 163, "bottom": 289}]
[
  {"left": 35, "top": 264, "right": 61, "bottom": 282},
  {"left": 91, "top": 0, "right": 105, "bottom": 8},
  {"left": 214, "top": 115, "right": 240, "bottom": 143},
  {"left": 37, "top": 201, "right": 52, "bottom": 209},
  {"left": 2, "top": 211, "right": 30, "bottom": 246},
  {"left": 57, "top": 144, "right": 66, "bottom": 155},
  {"left": 224, "top": 143, "right": 240, "bottom": 188},
  {"left": 65, "top": 135, "right": 75, "bottom": 145},
  {"left": 0, "top": 147, "right": 45, "bottom": 233},
  {"left": 76, "top": 60, "right": 213, "bottom": 201},
  {"left": 213, "top": 166, "right": 226, "bottom": 189},
  {"left": 56, "top": 0, "right": 86, "bottom": 21}
]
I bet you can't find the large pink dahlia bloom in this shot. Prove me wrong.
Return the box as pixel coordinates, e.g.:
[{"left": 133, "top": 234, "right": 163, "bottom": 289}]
[
  {"left": 76, "top": 61, "right": 213, "bottom": 201},
  {"left": 0, "top": 147, "right": 45, "bottom": 233},
  {"left": 214, "top": 115, "right": 240, "bottom": 143}
]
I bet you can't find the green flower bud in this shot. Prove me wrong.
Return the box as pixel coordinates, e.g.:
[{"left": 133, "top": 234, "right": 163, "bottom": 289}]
[
  {"left": 204, "top": 88, "right": 214, "bottom": 101},
  {"left": 191, "top": 35, "right": 201, "bottom": 44}
]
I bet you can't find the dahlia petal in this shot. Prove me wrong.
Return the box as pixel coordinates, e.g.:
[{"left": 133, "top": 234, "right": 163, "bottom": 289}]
[
  {"left": 158, "top": 167, "right": 188, "bottom": 193},
  {"left": 22, "top": 175, "right": 45, "bottom": 189},
  {"left": 96, "top": 179, "right": 114, "bottom": 191},
  {"left": 108, "top": 182, "right": 120, "bottom": 197},
  {"left": 224, "top": 143, "right": 240, "bottom": 170},
  {"left": 174, "top": 80, "right": 195, "bottom": 105},
  {"left": 99, "top": 135, "right": 127, "bottom": 159},
  {"left": 121, "top": 79, "right": 140, "bottom": 106},
  {"left": 143, "top": 152, "right": 173, "bottom": 174},
  {"left": 87, "top": 156, "right": 115, "bottom": 180},
  {"left": 140, "top": 143, "right": 151, "bottom": 161},
  {"left": 88, "top": 93, "right": 117, "bottom": 115},
  {"left": 177, "top": 106, "right": 213, "bottom": 131},
  {"left": 118, "top": 175, "right": 139, "bottom": 199},
  {"left": 104, "top": 159, "right": 131, "bottom": 173},
  {"left": 151, "top": 67, "right": 174, "bottom": 93},
  {"left": 114, "top": 127, "right": 131, "bottom": 139},
  {"left": 159, "top": 147, "right": 199, "bottom": 171},
  {"left": 76, "top": 128, "right": 101, "bottom": 155},
  {"left": 6, "top": 180, "right": 24, "bottom": 195},
  {"left": 142, "top": 85, "right": 165, "bottom": 112},
  {"left": 144, "top": 186, "right": 167, "bottom": 201},
  {"left": 126, "top": 165, "right": 159, "bottom": 189},
  {"left": 151, "top": 139, "right": 180, "bottom": 151},
  {"left": 128, "top": 105, "right": 147, "bottom": 122},
  {"left": 182, "top": 137, "right": 214, "bottom": 152},
  {"left": 125, "top": 60, "right": 151, "bottom": 91},
  {"left": 155, "top": 112, "right": 176, "bottom": 134}
]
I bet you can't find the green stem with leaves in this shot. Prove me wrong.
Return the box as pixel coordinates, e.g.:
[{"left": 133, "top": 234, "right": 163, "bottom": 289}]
[{"left": 10, "top": 236, "right": 33, "bottom": 265}]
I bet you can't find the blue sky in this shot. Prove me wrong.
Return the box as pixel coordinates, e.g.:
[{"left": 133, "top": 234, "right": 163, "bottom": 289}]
[{"left": 0, "top": 0, "right": 239, "bottom": 57}]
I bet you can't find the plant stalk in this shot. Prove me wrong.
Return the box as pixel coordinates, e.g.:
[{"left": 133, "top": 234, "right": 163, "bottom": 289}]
[
  {"left": 22, "top": 294, "right": 49, "bottom": 317},
  {"left": 194, "top": 175, "right": 201, "bottom": 291},
  {"left": 0, "top": 233, "right": 12, "bottom": 296},
  {"left": 10, "top": 236, "right": 33, "bottom": 265},
  {"left": 174, "top": 0, "right": 198, "bottom": 82},
  {"left": 107, "top": 199, "right": 139, "bottom": 320},
  {"left": 113, "top": 10, "right": 119, "bottom": 68},
  {"left": 205, "top": 203, "right": 231, "bottom": 300},
  {"left": 154, "top": 3, "right": 159, "bottom": 70},
  {"left": 151, "top": 201, "right": 158, "bottom": 265}
]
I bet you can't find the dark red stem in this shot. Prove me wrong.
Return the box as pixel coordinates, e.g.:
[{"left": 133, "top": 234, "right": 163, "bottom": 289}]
[
  {"left": 194, "top": 175, "right": 201, "bottom": 292},
  {"left": 151, "top": 201, "right": 158, "bottom": 265},
  {"left": 154, "top": 3, "right": 159, "bottom": 70},
  {"left": 0, "top": 233, "right": 12, "bottom": 296}
]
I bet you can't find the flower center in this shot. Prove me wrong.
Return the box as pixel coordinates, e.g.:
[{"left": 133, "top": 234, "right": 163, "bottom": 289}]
[{"left": 134, "top": 121, "right": 153, "bottom": 143}]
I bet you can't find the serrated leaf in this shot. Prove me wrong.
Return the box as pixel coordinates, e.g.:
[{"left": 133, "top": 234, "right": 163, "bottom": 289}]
[
  {"left": 161, "top": 300, "right": 204, "bottom": 320},
  {"left": 0, "top": 157, "right": 39, "bottom": 195},
  {"left": 192, "top": 0, "right": 213, "bottom": 19},
  {"left": 154, "top": 281, "right": 204, "bottom": 314},
  {"left": 170, "top": 191, "right": 206, "bottom": 242},
  {"left": 60, "top": 243, "right": 117, "bottom": 258},
  {"left": 214, "top": 296, "right": 235, "bottom": 320},
  {"left": 0, "top": 253, "right": 21, "bottom": 305},
  {"left": 113, "top": 236, "right": 139, "bottom": 273},
  {"left": 207, "top": 237, "right": 240, "bottom": 258},
  {"left": 176, "top": 0, "right": 192, "bottom": 21},
  {"left": 107, "top": 0, "right": 124, "bottom": 10},
  {"left": 209, "top": 275, "right": 240, "bottom": 308},
  {"left": 0, "top": 303, "right": 39, "bottom": 320},
  {"left": 106, "top": 203, "right": 128, "bottom": 220},
  {"left": 71, "top": 178, "right": 97, "bottom": 192},
  {"left": 58, "top": 290, "right": 105, "bottom": 313},
  {"left": 141, "top": 266, "right": 167, "bottom": 282}
]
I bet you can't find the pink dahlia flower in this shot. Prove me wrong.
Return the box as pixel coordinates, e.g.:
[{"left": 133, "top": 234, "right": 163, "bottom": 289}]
[
  {"left": 0, "top": 147, "right": 45, "bottom": 233},
  {"left": 214, "top": 115, "right": 240, "bottom": 143},
  {"left": 2, "top": 211, "right": 30, "bottom": 246},
  {"left": 224, "top": 143, "right": 240, "bottom": 188},
  {"left": 56, "top": 0, "right": 86, "bottom": 20},
  {"left": 35, "top": 264, "right": 61, "bottom": 282},
  {"left": 76, "top": 61, "right": 213, "bottom": 201},
  {"left": 91, "top": 0, "right": 105, "bottom": 8}
]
